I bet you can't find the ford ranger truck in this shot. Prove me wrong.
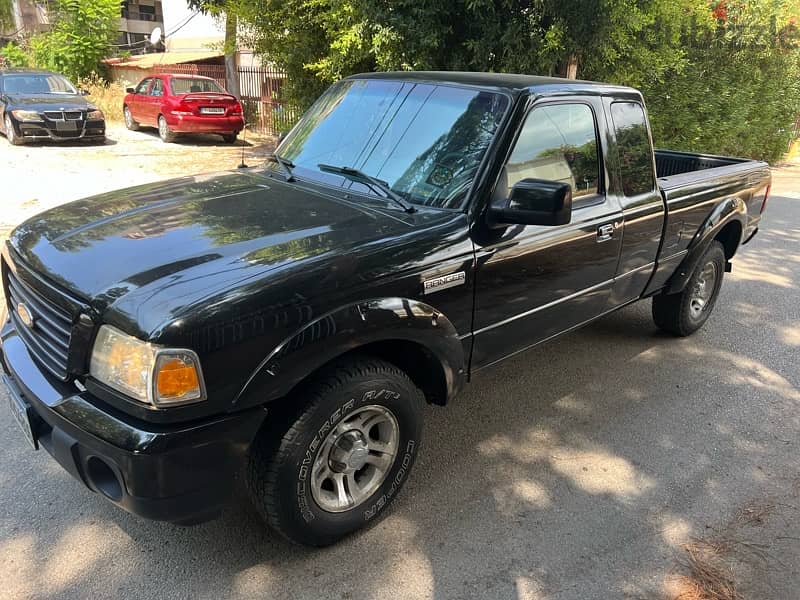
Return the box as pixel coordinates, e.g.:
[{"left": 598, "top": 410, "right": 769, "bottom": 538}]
[{"left": 0, "top": 72, "right": 771, "bottom": 546}]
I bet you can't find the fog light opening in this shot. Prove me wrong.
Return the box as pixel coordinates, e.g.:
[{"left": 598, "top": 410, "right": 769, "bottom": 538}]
[{"left": 86, "top": 456, "right": 123, "bottom": 501}]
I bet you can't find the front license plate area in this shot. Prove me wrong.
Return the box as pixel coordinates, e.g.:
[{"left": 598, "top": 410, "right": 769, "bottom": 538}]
[
  {"left": 200, "top": 107, "right": 225, "bottom": 115},
  {"left": 5, "top": 377, "right": 38, "bottom": 450},
  {"left": 55, "top": 121, "right": 78, "bottom": 131}
]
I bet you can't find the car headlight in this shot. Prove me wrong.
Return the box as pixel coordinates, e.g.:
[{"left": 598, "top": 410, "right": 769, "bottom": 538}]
[
  {"left": 86, "top": 109, "right": 104, "bottom": 120},
  {"left": 89, "top": 325, "right": 206, "bottom": 407},
  {"left": 11, "top": 109, "right": 42, "bottom": 121}
]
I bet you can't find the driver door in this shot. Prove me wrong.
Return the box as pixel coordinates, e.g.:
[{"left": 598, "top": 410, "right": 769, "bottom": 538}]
[
  {"left": 471, "top": 98, "right": 624, "bottom": 368},
  {"left": 129, "top": 78, "right": 152, "bottom": 123}
]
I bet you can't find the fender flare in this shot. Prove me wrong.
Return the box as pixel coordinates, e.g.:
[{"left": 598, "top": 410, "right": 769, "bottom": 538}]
[
  {"left": 234, "top": 297, "right": 467, "bottom": 407},
  {"left": 664, "top": 196, "right": 745, "bottom": 294}
]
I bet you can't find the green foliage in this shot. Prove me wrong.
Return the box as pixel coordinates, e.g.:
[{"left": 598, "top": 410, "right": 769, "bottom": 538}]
[
  {"left": 0, "top": 42, "right": 31, "bottom": 67},
  {"left": 0, "top": 0, "right": 15, "bottom": 34},
  {"left": 30, "top": 0, "right": 122, "bottom": 82},
  {"left": 644, "top": 1, "right": 800, "bottom": 162},
  {"left": 212, "top": 0, "right": 798, "bottom": 161}
]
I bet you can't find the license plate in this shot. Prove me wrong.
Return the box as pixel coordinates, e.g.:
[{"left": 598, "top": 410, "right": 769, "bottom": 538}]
[
  {"left": 55, "top": 121, "right": 78, "bottom": 131},
  {"left": 5, "top": 376, "right": 38, "bottom": 450},
  {"left": 200, "top": 107, "right": 225, "bottom": 115}
]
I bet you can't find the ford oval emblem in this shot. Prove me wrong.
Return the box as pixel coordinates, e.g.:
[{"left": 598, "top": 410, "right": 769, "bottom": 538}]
[{"left": 16, "top": 303, "right": 34, "bottom": 329}]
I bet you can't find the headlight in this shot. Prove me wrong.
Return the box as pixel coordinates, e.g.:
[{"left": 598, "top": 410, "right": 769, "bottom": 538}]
[
  {"left": 86, "top": 109, "right": 104, "bottom": 120},
  {"left": 11, "top": 110, "right": 42, "bottom": 121},
  {"left": 89, "top": 325, "right": 206, "bottom": 407}
]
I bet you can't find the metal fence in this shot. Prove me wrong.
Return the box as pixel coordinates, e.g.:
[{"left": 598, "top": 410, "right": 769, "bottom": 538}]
[
  {"left": 238, "top": 66, "right": 302, "bottom": 135},
  {"left": 150, "top": 63, "right": 301, "bottom": 135}
]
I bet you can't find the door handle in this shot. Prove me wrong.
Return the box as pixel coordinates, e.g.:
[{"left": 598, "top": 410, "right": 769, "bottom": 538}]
[{"left": 597, "top": 224, "right": 615, "bottom": 242}]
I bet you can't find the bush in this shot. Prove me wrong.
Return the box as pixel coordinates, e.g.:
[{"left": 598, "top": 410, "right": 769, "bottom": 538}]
[{"left": 79, "top": 74, "right": 127, "bottom": 123}]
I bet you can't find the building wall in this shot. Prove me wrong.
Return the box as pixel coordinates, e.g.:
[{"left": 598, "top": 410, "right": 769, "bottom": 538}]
[{"left": 161, "top": 2, "right": 222, "bottom": 51}]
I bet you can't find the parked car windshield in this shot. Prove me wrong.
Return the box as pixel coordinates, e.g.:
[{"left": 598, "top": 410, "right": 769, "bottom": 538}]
[
  {"left": 3, "top": 73, "right": 78, "bottom": 95},
  {"left": 277, "top": 79, "right": 510, "bottom": 209},
  {"left": 169, "top": 78, "right": 225, "bottom": 95}
]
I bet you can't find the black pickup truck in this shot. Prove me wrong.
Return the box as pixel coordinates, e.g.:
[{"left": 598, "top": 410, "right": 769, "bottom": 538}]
[{"left": 1, "top": 72, "right": 771, "bottom": 546}]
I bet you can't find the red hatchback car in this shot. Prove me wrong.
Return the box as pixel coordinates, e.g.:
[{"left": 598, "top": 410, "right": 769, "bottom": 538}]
[{"left": 123, "top": 74, "right": 244, "bottom": 143}]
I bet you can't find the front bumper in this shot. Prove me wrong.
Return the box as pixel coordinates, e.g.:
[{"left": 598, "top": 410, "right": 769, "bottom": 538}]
[
  {"left": 0, "top": 319, "right": 265, "bottom": 524},
  {"left": 15, "top": 118, "right": 105, "bottom": 142}
]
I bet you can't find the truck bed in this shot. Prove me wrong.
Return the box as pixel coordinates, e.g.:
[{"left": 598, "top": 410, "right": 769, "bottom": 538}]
[{"left": 655, "top": 149, "right": 767, "bottom": 194}]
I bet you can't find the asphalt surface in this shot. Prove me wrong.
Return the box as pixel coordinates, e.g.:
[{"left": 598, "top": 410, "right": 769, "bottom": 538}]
[{"left": 0, "top": 159, "right": 798, "bottom": 598}]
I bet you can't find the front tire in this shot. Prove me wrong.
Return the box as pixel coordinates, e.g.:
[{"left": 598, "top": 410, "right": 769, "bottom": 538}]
[
  {"left": 123, "top": 105, "right": 139, "bottom": 131},
  {"left": 652, "top": 240, "right": 726, "bottom": 336},
  {"left": 5, "top": 115, "right": 23, "bottom": 145},
  {"left": 158, "top": 115, "right": 175, "bottom": 143},
  {"left": 247, "top": 356, "right": 424, "bottom": 546}
]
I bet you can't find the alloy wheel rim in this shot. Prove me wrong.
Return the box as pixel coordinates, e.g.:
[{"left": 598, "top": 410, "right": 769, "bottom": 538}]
[
  {"left": 6, "top": 116, "right": 14, "bottom": 141},
  {"left": 689, "top": 261, "right": 718, "bottom": 318},
  {"left": 310, "top": 404, "right": 399, "bottom": 513},
  {"left": 124, "top": 107, "right": 132, "bottom": 128},
  {"left": 159, "top": 118, "right": 168, "bottom": 139}
]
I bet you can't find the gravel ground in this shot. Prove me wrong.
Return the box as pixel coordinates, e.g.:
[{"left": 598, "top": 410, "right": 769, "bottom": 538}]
[{"left": 0, "top": 133, "right": 798, "bottom": 599}]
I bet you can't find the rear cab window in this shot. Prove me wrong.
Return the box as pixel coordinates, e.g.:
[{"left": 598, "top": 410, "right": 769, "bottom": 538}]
[{"left": 609, "top": 102, "right": 656, "bottom": 196}]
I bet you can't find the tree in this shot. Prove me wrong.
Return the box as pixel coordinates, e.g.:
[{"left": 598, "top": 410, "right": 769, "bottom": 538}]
[
  {"left": 29, "top": 0, "right": 122, "bottom": 81},
  {"left": 187, "top": 0, "right": 240, "bottom": 96}
]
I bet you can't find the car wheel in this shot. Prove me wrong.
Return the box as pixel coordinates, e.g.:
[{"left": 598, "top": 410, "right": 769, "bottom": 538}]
[
  {"left": 221, "top": 133, "right": 237, "bottom": 144},
  {"left": 247, "top": 356, "right": 424, "bottom": 546},
  {"left": 652, "top": 240, "right": 726, "bottom": 336},
  {"left": 158, "top": 115, "right": 175, "bottom": 143},
  {"left": 123, "top": 106, "right": 139, "bottom": 131},
  {"left": 4, "top": 114, "right": 23, "bottom": 146}
]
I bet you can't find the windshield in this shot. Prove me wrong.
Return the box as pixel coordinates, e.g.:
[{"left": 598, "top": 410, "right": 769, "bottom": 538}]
[
  {"left": 170, "top": 78, "right": 225, "bottom": 95},
  {"left": 3, "top": 73, "right": 78, "bottom": 95},
  {"left": 277, "top": 79, "right": 510, "bottom": 209}
]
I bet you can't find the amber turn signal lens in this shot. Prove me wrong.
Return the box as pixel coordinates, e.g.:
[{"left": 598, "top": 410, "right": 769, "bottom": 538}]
[{"left": 155, "top": 354, "right": 202, "bottom": 404}]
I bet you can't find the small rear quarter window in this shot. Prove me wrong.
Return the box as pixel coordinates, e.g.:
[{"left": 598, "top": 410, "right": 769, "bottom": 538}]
[{"left": 610, "top": 102, "right": 656, "bottom": 196}]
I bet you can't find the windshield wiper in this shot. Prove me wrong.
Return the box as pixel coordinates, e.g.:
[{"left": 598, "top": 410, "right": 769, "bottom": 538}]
[
  {"left": 318, "top": 164, "right": 415, "bottom": 213},
  {"left": 267, "top": 153, "right": 295, "bottom": 182}
]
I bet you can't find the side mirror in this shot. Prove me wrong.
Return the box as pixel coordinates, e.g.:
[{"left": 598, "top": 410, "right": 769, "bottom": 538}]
[
  {"left": 277, "top": 130, "right": 288, "bottom": 144},
  {"left": 126, "top": 87, "right": 135, "bottom": 94},
  {"left": 80, "top": 88, "right": 90, "bottom": 96},
  {"left": 488, "top": 178, "right": 572, "bottom": 228}
]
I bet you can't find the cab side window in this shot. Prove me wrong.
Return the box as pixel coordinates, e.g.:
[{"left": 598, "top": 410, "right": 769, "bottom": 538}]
[
  {"left": 610, "top": 102, "right": 656, "bottom": 196},
  {"left": 150, "top": 79, "right": 164, "bottom": 97},
  {"left": 135, "top": 78, "right": 152, "bottom": 95},
  {"left": 506, "top": 103, "right": 600, "bottom": 199}
]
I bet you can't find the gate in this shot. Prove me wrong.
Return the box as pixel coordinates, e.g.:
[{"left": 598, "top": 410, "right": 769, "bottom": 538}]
[{"left": 237, "top": 66, "right": 301, "bottom": 136}]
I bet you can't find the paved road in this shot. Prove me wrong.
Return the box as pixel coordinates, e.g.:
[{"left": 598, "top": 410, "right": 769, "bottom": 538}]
[{"left": 0, "top": 171, "right": 798, "bottom": 598}]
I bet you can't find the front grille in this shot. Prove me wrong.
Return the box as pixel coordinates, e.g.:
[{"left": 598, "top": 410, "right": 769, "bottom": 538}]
[
  {"left": 43, "top": 111, "right": 83, "bottom": 121},
  {"left": 4, "top": 264, "right": 73, "bottom": 380}
]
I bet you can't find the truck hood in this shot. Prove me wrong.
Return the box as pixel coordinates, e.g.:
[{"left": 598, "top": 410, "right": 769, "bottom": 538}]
[{"left": 8, "top": 170, "right": 415, "bottom": 318}]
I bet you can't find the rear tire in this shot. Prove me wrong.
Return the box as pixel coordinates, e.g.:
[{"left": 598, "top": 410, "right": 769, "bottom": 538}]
[
  {"left": 158, "top": 115, "right": 175, "bottom": 143},
  {"left": 123, "top": 106, "right": 139, "bottom": 131},
  {"left": 221, "top": 133, "right": 237, "bottom": 144},
  {"left": 652, "top": 241, "right": 726, "bottom": 336},
  {"left": 246, "top": 356, "right": 424, "bottom": 546},
  {"left": 5, "top": 115, "right": 23, "bottom": 146}
]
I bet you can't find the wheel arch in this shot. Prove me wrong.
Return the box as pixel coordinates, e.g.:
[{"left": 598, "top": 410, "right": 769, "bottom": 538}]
[
  {"left": 234, "top": 298, "right": 468, "bottom": 410},
  {"left": 664, "top": 197, "right": 745, "bottom": 294}
]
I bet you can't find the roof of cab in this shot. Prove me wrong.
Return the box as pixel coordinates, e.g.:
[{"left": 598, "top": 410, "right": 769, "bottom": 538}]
[{"left": 347, "top": 71, "right": 642, "bottom": 100}]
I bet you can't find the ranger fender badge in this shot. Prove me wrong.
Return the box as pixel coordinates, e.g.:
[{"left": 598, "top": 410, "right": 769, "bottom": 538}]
[{"left": 423, "top": 271, "right": 466, "bottom": 294}]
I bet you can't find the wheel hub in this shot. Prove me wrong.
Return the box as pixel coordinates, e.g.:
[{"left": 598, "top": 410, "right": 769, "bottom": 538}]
[
  {"left": 329, "top": 431, "right": 370, "bottom": 472},
  {"left": 309, "top": 404, "right": 400, "bottom": 513}
]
